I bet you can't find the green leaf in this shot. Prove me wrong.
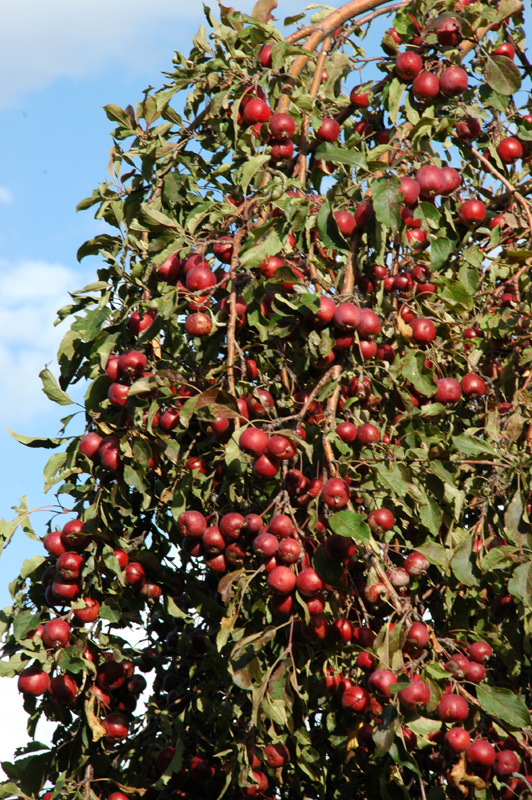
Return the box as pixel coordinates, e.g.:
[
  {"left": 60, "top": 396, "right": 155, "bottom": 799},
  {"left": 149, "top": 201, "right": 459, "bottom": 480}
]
[
  {"left": 238, "top": 154, "right": 270, "bottom": 195},
  {"left": 371, "top": 177, "right": 401, "bottom": 231},
  {"left": 400, "top": 351, "right": 437, "bottom": 397},
  {"left": 39, "top": 369, "right": 74, "bottom": 406},
  {"left": 315, "top": 143, "right": 367, "bottom": 170},
  {"left": 328, "top": 510, "right": 371, "bottom": 542},
  {"left": 485, "top": 56, "right": 521, "bottom": 96},
  {"left": 450, "top": 538, "right": 477, "bottom": 586},
  {"left": 476, "top": 685, "right": 530, "bottom": 729},
  {"left": 508, "top": 563, "right": 532, "bottom": 604},
  {"left": 7, "top": 429, "right": 64, "bottom": 449},
  {"left": 504, "top": 491, "right": 524, "bottom": 540},
  {"left": 385, "top": 77, "right": 405, "bottom": 126},
  {"left": 452, "top": 434, "right": 499, "bottom": 458}
]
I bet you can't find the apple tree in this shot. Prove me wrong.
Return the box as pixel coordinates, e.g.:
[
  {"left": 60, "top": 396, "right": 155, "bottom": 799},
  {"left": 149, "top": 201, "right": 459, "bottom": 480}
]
[{"left": 1, "top": 0, "right": 532, "bottom": 797}]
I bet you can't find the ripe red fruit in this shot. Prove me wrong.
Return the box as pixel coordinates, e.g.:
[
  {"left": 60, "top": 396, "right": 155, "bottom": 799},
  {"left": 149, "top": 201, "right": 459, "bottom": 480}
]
[
  {"left": 412, "top": 72, "right": 440, "bottom": 101},
  {"left": 367, "top": 508, "right": 395, "bottom": 535},
  {"left": 127, "top": 310, "right": 156, "bottom": 335},
  {"left": 124, "top": 562, "right": 146, "bottom": 587},
  {"left": 258, "top": 44, "right": 273, "bottom": 67},
  {"left": 73, "top": 597, "right": 100, "bottom": 623},
  {"left": 434, "top": 378, "right": 462, "bottom": 405},
  {"left": 56, "top": 551, "right": 83, "bottom": 580},
  {"left": 469, "top": 641, "right": 493, "bottom": 662},
  {"left": 325, "top": 534, "right": 356, "bottom": 561},
  {"left": 334, "top": 302, "right": 361, "bottom": 331},
  {"left": 445, "top": 727, "right": 471, "bottom": 753},
  {"left": 436, "top": 17, "right": 462, "bottom": 46},
  {"left": 61, "top": 519, "right": 88, "bottom": 549},
  {"left": 398, "top": 680, "right": 431, "bottom": 710},
  {"left": 269, "top": 113, "right": 296, "bottom": 140},
  {"left": 220, "top": 512, "right": 246, "bottom": 541},
  {"left": 334, "top": 209, "right": 357, "bottom": 237},
  {"left": 494, "top": 750, "right": 520, "bottom": 777},
  {"left": 267, "top": 565, "right": 296, "bottom": 595},
  {"left": 43, "top": 531, "right": 67, "bottom": 558},
  {"left": 406, "top": 621, "right": 429, "bottom": 648},
  {"left": 357, "top": 424, "right": 380, "bottom": 445},
  {"left": 440, "top": 167, "right": 461, "bottom": 195},
  {"left": 102, "top": 712, "right": 129, "bottom": 742},
  {"left": 404, "top": 552, "right": 429, "bottom": 577},
  {"left": 322, "top": 477, "right": 350, "bottom": 508},
  {"left": 239, "top": 427, "right": 269, "bottom": 457},
  {"left": 253, "top": 532, "right": 278, "bottom": 558},
  {"left": 316, "top": 118, "right": 340, "bottom": 142},
  {"left": 185, "top": 312, "right": 212, "bottom": 336},
  {"left": 494, "top": 42, "right": 515, "bottom": 59},
  {"left": 459, "top": 199, "right": 486, "bottom": 225},
  {"left": 264, "top": 743, "right": 289, "bottom": 768},
  {"left": 399, "top": 176, "right": 420, "bottom": 206},
  {"left": 43, "top": 619, "right": 71, "bottom": 649},
  {"left": 79, "top": 432, "right": 103, "bottom": 461},
  {"left": 342, "top": 686, "right": 371, "bottom": 713},
  {"left": 497, "top": 136, "right": 523, "bottom": 163},
  {"left": 246, "top": 388, "right": 275, "bottom": 416},
  {"left": 410, "top": 317, "right": 436, "bottom": 344},
  {"left": 357, "top": 308, "right": 381, "bottom": 339},
  {"left": 296, "top": 567, "right": 324, "bottom": 597},
  {"left": 336, "top": 421, "right": 358, "bottom": 443},
  {"left": 388, "top": 567, "right": 410, "bottom": 587},
  {"left": 178, "top": 510, "right": 207, "bottom": 538},
  {"left": 189, "top": 754, "right": 216, "bottom": 782},
  {"left": 186, "top": 265, "right": 216, "bottom": 292},
  {"left": 201, "top": 526, "right": 226, "bottom": 556},
  {"left": 267, "top": 434, "right": 297, "bottom": 460},
  {"left": 456, "top": 115, "right": 481, "bottom": 140},
  {"left": 416, "top": 165, "right": 444, "bottom": 198},
  {"left": 98, "top": 436, "right": 121, "bottom": 471},
  {"left": 350, "top": 85, "right": 370, "bottom": 107},
  {"left": 438, "top": 694, "right": 469, "bottom": 722},
  {"left": 465, "top": 661, "right": 486, "bottom": 682},
  {"left": 18, "top": 667, "right": 50, "bottom": 696},
  {"left": 118, "top": 350, "right": 147, "bottom": 378},
  {"left": 155, "top": 251, "right": 181, "bottom": 282},
  {"left": 243, "top": 98, "right": 271, "bottom": 125},
  {"left": 466, "top": 739, "right": 496, "bottom": 767},
  {"left": 395, "top": 52, "right": 423, "bottom": 82},
  {"left": 440, "top": 66, "right": 468, "bottom": 96},
  {"left": 461, "top": 374, "right": 487, "bottom": 398},
  {"left": 252, "top": 453, "right": 280, "bottom": 478},
  {"left": 212, "top": 236, "right": 234, "bottom": 264},
  {"left": 368, "top": 669, "right": 397, "bottom": 698},
  {"left": 446, "top": 653, "right": 471, "bottom": 679},
  {"left": 311, "top": 295, "right": 336, "bottom": 326},
  {"left": 48, "top": 674, "right": 78, "bottom": 704}
]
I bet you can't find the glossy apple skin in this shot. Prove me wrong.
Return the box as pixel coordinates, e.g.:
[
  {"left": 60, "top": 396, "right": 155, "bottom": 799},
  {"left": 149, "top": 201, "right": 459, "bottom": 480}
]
[{"left": 18, "top": 667, "right": 50, "bottom": 696}]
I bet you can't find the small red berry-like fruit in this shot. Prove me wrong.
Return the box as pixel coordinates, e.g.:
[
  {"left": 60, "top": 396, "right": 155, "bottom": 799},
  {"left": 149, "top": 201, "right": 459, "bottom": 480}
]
[
  {"left": 445, "top": 727, "right": 471, "bottom": 753},
  {"left": 399, "top": 176, "right": 420, "bottom": 206},
  {"left": 406, "top": 622, "right": 429, "bottom": 648},
  {"left": 296, "top": 567, "right": 324, "bottom": 597},
  {"left": 411, "top": 317, "right": 436, "bottom": 344},
  {"left": 185, "top": 312, "right": 212, "bottom": 336},
  {"left": 466, "top": 739, "right": 496, "bottom": 768},
  {"left": 440, "top": 66, "right": 468, "bottom": 96},
  {"left": 357, "top": 423, "right": 380, "bottom": 445},
  {"left": 412, "top": 72, "right": 440, "bottom": 102},
  {"left": 42, "top": 619, "right": 71, "bottom": 649},
  {"left": 438, "top": 694, "right": 469, "bottom": 722},
  {"left": 493, "top": 750, "right": 520, "bottom": 777},
  {"left": 269, "top": 112, "right": 296, "bottom": 140},
  {"left": 368, "top": 669, "right": 397, "bottom": 698},
  {"left": 436, "top": 17, "right": 462, "bottom": 46},
  {"left": 258, "top": 44, "right": 273, "bottom": 67},
  {"left": 367, "top": 508, "right": 395, "bottom": 535},
  {"left": 267, "top": 566, "right": 296, "bottom": 595},
  {"left": 494, "top": 42, "right": 515, "bottom": 59},
  {"left": 404, "top": 552, "right": 429, "bottom": 577},
  {"left": 497, "top": 136, "right": 523, "bottom": 163},
  {"left": 469, "top": 640, "right": 493, "bottom": 662},
  {"left": 334, "top": 209, "right": 357, "bottom": 237},
  {"left": 398, "top": 680, "right": 431, "bottom": 710},
  {"left": 461, "top": 374, "right": 487, "bottom": 398},
  {"left": 242, "top": 98, "right": 271, "bottom": 125},
  {"left": 322, "top": 477, "right": 350, "bottom": 508},
  {"left": 316, "top": 118, "right": 340, "bottom": 142},
  {"left": 18, "top": 667, "right": 50, "bottom": 696},
  {"left": 434, "top": 378, "right": 462, "bottom": 405},
  {"left": 336, "top": 421, "right": 358, "bottom": 443},
  {"left": 395, "top": 52, "right": 423, "bottom": 82},
  {"left": 350, "top": 86, "right": 370, "bottom": 107},
  {"left": 416, "top": 165, "right": 444, "bottom": 198},
  {"left": 342, "top": 686, "right": 371, "bottom": 714},
  {"left": 127, "top": 310, "right": 156, "bottom": 335},
  {"left": 455, "top": 116, "right": 481, "bottom": 140},
  {"left": 458, "top": 199, "right": 486, "bottom": 225}
]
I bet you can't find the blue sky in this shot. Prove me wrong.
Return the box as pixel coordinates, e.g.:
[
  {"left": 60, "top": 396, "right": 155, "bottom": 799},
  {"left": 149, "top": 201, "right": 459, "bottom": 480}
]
[{"left": 0, "top": 0, "right": 311, "bottom": 766}]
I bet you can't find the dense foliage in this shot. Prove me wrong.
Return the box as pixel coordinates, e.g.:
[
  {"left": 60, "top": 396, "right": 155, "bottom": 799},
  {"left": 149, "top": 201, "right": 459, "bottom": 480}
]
[{"left": 1, "top": 0, "right": 532, "bottom": 797}]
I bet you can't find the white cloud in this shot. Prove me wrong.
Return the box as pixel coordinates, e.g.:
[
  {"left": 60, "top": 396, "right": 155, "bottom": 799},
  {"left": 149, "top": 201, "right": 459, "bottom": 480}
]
[
  {"left": 0, "top": 0, "right": 311, "bottom": 109},
  {"left": 0, "top": 187, "right": 13, "bottom": 205},
  {"left": 0, "top": 677, "right": 56, "bottom": 776},
  {"left": 0, "top": 258, "right": 87, "bottom": 425}
]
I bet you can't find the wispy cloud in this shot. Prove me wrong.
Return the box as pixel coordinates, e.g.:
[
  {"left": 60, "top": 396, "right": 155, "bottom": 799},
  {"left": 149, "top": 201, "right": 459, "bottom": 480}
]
[
  {"left": 0, "top": 258, "right": 89, "bottom": 425},
  {"left": 0, "top": 0, "right": 309, "bottom": 109},
  {"left": 0, "top": 187, "right": 13, "bottom": 205}
]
